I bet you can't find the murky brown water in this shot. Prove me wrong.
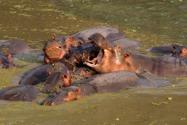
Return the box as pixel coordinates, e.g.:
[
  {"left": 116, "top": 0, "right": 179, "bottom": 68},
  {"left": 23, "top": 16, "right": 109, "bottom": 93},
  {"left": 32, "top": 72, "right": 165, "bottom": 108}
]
[{"left": 0, "top": 0, "right": 186, "bottom": 125}]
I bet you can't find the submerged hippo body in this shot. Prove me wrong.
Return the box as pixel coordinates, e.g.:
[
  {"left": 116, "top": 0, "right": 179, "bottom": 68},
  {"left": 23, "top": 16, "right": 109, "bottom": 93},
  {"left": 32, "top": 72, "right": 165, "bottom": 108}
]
[
  {"left": 0, "top": 39, "right": 30, "bottom": 55},
  {"left": 42, "top": 71, "right": 169, "bottom": 105},
  {"left": 127, "top": 54, "right": 187, "bottom": 76},
  {"left": 73, "top": 26, "right": 139, "bottom": 49},
  {"left": 0, "top": 85, "right": 38, "bottom": 101},
  {"left": 149, "top": 44, "right": 187, "bottom": 57},
  {"left": 149, "top": 44, "right": 187, "bottom": 65}
]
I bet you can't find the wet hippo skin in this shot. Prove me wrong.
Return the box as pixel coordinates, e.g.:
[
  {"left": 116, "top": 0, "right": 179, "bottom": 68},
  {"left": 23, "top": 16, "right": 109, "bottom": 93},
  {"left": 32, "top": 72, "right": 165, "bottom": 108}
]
[
  {"left": 86, "top": 50, "right": 187, "bottom": 76},
  {"left": 43, "top": 26, "right": 139, "bottom": 63},
  {"left": 0, "top": 39, "right": 30, "bottom": 55},
  {"left": 85, "top": 34, "right": 187, "bottom": 76},
  {"left": 18, "top": 64, "right": 52, "bottom": 85},
  {"left": 19, "top": 62, "right": 71, "bottom": 86},
  {"left": 42, "top": 71, "right": 169, "bottom": 106},
  {"left": 149, "top": 44, "right": 187, "bottom": 57},
  {"left": 0, "top": 85, "right": 38, "bottom": 101}
]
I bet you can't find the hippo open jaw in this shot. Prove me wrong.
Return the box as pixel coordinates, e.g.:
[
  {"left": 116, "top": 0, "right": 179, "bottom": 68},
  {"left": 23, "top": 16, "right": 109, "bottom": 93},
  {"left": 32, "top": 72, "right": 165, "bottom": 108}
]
[{"left": 84, "top": 49, "right": 104, "bottom": 68}]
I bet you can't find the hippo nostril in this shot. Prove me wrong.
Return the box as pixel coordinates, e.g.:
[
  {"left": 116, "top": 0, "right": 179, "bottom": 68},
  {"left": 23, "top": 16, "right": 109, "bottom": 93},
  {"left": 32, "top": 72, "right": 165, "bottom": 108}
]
[{"left": 63, "top": 75, "right": 67, "bottom": 79}]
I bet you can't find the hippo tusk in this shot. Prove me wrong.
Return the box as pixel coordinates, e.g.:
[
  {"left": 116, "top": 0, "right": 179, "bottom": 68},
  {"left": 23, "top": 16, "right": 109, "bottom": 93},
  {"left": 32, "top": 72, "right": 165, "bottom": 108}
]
[{"left": 84, "top": 61, "right": 99, "bottom": 68}]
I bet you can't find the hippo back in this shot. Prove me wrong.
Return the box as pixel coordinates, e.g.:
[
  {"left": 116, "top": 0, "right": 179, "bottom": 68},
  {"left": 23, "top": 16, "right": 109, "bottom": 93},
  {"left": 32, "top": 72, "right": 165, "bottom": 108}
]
[
  {"left": 0, "top": 85, "right": 38, "bottom": 101},
  {"left": 0, "top": 39, "right": 30, "bottom": 55}
]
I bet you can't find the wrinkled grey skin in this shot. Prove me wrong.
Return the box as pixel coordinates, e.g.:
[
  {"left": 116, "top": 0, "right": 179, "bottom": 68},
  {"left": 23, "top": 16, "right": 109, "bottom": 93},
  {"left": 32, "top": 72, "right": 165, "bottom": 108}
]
[{"left": 0, "top": 85, "right": 38, "bottom": 101}]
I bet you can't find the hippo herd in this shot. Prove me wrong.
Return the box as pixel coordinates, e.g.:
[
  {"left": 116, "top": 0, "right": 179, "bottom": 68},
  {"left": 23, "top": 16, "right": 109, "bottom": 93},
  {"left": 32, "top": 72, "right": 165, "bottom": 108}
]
[{"left": 0, "top": 26, "right": 186, "bottom": 106}]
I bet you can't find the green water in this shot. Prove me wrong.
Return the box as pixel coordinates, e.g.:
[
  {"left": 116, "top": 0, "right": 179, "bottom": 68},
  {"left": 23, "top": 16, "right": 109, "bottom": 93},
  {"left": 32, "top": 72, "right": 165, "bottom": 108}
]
[{"left": 0, "top": 0, "right": 187, "bottom": 125}]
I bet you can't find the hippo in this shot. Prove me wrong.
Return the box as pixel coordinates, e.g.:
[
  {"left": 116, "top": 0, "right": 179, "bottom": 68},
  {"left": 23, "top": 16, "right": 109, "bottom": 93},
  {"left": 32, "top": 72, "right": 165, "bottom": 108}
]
[
  {"left": 84, "top": 33, "right": 187, "bottom": 76},
  {"left": 19, "top": 62, "right": 71, "bottom": 87},
  {"left": 0, "top": 39, "right": 44, "bottom": 67},
  {"left": 42, "top": 63, "right": 71, "bottom": 93},
  {"left": 0, "top": 85, "right": 38, "bottom": 101},
  {"left": 0, "top": 39, "right": 30, "bottom": 55},
  {"left": 42, "top": 71, "right": 169, "bottom": 106},
  {"left": 18, "top": 64, "right": 52, "bottom": 85},
  {"left": 149, "top": 44, "right": 187, "bottom": 65},
  {"left": 149, "top": 44, "right": 187, "bottom": 57}
]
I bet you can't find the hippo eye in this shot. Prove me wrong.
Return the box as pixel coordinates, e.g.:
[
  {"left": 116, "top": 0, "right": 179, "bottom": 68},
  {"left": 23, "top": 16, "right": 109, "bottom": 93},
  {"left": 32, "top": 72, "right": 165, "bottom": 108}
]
[
  {"left": 63, "top": 45, "right": 67, "bottom": 49},
  {"left": 63, "top": 75, "right": 67, "bottom": 79},
  {"left": 58, "top": 46, "right": 62, "bottom": 48}
]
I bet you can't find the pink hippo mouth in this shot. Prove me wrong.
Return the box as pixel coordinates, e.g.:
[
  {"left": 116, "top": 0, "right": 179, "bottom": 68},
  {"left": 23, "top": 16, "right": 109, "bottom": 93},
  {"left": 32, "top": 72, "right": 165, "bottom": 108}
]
[{"left": 84, "top": 49, "right": 104, "bottom": 68}]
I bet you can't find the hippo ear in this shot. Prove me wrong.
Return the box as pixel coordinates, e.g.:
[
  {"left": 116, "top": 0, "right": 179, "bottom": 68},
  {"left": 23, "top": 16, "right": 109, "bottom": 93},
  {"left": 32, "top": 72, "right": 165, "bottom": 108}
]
[
  {"left": 124, "top": 53, "right": 130, "bottom": 58},
  {"left": 51, "top": 33, "right": 56, "bottom": 41},
  {"left": 172, "top": 45, "right": 176, "bottom": 50}
]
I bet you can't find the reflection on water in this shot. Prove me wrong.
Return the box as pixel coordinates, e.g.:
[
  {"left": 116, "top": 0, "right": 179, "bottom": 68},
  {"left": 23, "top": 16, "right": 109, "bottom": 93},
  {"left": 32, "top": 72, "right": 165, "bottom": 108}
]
[{"left": 0, "top": 0, "right": 186, "bottom": 125}]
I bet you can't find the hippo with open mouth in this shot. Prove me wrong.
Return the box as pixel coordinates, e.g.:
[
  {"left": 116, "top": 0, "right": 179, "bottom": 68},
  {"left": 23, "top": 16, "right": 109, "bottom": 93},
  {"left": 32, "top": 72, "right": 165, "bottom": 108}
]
[
  {"left": 84, "top": 33, "right": 187, "bottom": 76},
  {"left": 43, "top": 26, "right": 139, "bottom": 64}
]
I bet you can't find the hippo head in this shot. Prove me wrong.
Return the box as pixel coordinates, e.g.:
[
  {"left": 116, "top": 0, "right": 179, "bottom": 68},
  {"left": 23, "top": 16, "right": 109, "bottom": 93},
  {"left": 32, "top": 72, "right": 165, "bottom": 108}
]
[
  {"left": 180, "top": 47, "right": 187, "bottom": 57},
  {"left": 43, "top": 38, "right": 66, "bottom": 63},
  {"left": 88, "top": 33, "right": 112, "bottom": 50},
  {"left": 64, "top": 36, "right": 82, "bottom": 50},
  {"left": 43, "top": 62, "right": 72, "bottom": 93}
]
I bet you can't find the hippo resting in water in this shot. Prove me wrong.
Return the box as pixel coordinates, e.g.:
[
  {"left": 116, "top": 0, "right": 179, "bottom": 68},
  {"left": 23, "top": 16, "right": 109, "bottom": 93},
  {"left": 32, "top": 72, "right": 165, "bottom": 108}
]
[
  {"left": 149, "top": 44, "right": 187, "bottom": 57},
  {"left": 0, "top": 68, "right": 169, "bottom": 103},
  {"left": 149, "top": 44, "right": 187, "bottom": 64},
  {"left": 42, "top": 71, "right": 169, "bottom": 106},
  {"left": 19, "top": 63, "right": 71, "bottom": 88},
  {"left": 0, "top": 39, "right": 30, "bottom": 55},
  {"left": 0, "top": 85, "right": 38, "bottom": 101},
  {"left": 0, "top": 39, "right": 32, "bottom": 67},
  {"left": 84, "top": 33, "right": 187, "bottom": 76}
]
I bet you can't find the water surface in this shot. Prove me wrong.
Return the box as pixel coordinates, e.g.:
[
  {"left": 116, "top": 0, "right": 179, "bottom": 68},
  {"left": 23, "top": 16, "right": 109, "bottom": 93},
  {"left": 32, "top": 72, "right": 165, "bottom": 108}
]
[{"left": 0, "top": 0, "right": 186, "bottom": 125}]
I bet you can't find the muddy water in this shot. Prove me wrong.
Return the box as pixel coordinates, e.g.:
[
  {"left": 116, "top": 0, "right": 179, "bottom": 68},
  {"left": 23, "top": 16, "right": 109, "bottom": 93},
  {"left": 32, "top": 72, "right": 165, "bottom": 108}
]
[{"left": 0, "top": 0, "right": 187, "bottom": 125}]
